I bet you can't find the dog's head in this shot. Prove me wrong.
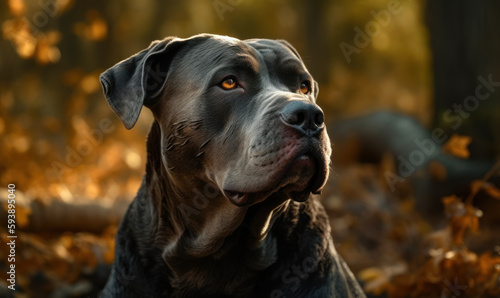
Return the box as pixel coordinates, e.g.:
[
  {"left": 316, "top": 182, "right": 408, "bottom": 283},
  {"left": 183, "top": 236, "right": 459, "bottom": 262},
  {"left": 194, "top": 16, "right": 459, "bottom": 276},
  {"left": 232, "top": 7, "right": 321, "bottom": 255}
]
[{"left": 101, "top": 34, "right": 331, "bottom": 209}]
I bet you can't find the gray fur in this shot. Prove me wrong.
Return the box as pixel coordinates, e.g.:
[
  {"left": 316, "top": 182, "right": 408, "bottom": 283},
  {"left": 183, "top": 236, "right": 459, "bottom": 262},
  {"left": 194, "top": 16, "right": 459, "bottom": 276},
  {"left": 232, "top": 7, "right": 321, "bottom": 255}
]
[{"left": 100, "top": 34, "right": 365, "bottom": 298}]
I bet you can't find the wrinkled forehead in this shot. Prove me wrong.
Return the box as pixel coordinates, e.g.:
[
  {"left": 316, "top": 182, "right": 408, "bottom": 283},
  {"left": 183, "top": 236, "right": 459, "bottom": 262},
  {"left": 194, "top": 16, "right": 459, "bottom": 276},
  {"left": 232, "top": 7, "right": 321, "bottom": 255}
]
[
  {"left": 171, "top": 36, "right": 306, "bottom": 80},
  {"left": 244, "top": 38, "right": 303, "bottom": 66}
]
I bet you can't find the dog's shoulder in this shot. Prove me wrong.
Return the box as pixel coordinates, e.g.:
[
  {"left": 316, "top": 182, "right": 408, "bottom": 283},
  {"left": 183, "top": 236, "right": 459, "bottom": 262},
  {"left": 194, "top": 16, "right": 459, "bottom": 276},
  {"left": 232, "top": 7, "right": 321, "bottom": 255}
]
[{"left": 101, "top": 185, "right": 172, "bottom": 297}]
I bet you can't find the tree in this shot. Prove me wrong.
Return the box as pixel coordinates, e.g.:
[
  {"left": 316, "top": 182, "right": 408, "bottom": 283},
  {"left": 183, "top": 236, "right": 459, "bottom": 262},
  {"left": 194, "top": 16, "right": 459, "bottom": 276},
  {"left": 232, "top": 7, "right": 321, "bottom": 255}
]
[{"left": 426, "top": 0, "right": 500, "bottom": 159}]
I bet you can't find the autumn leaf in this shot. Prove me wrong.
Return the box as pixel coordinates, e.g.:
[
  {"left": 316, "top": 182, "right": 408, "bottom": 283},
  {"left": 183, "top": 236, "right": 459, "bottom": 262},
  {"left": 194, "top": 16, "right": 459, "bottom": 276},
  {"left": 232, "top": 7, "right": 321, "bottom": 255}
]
[
  {"left": 442, "top": 195, "right": 465, "bottom": 218},
  {"left": 359, "top": 263, "right": 407, "bottom": 295},
  {"left": 470, "top": 179, "right": 500, "bottom": 199},
  {"left": 442, "top": 195, "right": 481, "bottom": 245},
  {"left": 73, "top": 10, "right": 108, "bottom": 41},
  {"left": 7, "top": 0, "right": 26, "bottom": 16},
  {"left": 16, "top": 205, "right": 32, "bottom": 228},
  {"left": 1, "top": 18, "right": 36, "bottom": 58},
  {"left": 359, "top": 267, "right": 389, "bottom": 295},
  {"left": 442, "top": 134, "right": 472, "bottom": 159},
  {"left": 35, "top": 31, "right": 61, "bottom": 64}
]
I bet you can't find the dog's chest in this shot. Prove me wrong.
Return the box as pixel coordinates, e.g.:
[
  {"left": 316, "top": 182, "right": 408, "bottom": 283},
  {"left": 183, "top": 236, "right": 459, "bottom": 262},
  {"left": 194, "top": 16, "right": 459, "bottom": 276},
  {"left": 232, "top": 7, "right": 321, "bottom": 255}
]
[{"left": 167, "top": 234, "right": 279, "bottom": 296}]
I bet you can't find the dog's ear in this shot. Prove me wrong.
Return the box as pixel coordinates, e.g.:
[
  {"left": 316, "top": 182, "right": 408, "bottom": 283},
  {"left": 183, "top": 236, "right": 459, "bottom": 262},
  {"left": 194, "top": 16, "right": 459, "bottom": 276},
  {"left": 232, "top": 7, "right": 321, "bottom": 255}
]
[{"left": 100, "top": 37, "right": 184, "bottom": 129}]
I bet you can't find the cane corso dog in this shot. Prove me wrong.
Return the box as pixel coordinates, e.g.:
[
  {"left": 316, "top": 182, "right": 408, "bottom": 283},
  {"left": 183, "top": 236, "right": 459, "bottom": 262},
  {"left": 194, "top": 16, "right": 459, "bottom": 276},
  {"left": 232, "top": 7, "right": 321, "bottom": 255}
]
[{"left": 99, "top": 34, "right": 365, "bottom": 297}]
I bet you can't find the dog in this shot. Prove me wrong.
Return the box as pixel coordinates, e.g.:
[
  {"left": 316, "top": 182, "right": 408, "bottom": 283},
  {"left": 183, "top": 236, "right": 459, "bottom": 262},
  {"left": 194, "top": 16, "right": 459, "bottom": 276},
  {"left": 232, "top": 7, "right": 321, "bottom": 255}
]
[{"left": 99, "top": 34, "right": 365, "bottom": 298}]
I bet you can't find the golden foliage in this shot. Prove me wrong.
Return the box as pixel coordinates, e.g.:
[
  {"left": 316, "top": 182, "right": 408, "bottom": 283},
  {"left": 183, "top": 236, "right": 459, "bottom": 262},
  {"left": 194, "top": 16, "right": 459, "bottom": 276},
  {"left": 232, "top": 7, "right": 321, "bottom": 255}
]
[
  {"left": 35, "top": 31, "right": 61, "bottom": 64},
  {"left": 365, "top": 163, "right": 500, "bottom": 297},
  {"left": 442, "top": 134, "right": 472, "bottom": 159},
  {"left": 0, "top": 0, "right": 498, "bottom": 296},
  {"left": 330, "top": 160, "right": 500, "bottom": 297},
  {"left": 470, "top": 180, "right": 500, "bottom": 200},
  {"left": 73, "top": 10, "right": 108, "bottom": 41},
  {"left": 2, "top": 0, "right": 78, "bottom": 64},
  {"left": 2, "top": 18, "right": 37, "bottom": 58},
  {"left": 8, "top": 0, "right": 27, "bottom": 16},
  {"left": 0, "top": 227, "right": 117, "bottom": 296}
]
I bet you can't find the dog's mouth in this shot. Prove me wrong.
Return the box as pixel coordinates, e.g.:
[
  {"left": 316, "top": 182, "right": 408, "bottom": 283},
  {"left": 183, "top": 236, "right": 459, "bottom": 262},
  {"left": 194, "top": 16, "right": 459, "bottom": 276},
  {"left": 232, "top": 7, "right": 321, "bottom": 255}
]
[
  {"left": 223, "top": 152, "right": 325, "bottom": 207},
  {"left": 223, "top": 152, "right": 327, "bottom": 240}
]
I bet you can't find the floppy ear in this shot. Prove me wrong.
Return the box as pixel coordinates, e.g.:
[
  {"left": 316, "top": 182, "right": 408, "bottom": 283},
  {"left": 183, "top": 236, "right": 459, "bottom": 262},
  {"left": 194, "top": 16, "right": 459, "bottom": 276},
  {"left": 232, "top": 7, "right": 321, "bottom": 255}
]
[{"left": 100, "top": 37, "right": 184, "bottom": 129}]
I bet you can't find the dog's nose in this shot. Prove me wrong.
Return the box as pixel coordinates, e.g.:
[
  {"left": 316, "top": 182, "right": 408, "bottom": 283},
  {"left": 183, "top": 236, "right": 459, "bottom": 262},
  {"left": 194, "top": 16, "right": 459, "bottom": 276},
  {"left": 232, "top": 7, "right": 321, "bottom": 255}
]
[{"left": 280, "top": 101, "right": 325, "bottom": 136}]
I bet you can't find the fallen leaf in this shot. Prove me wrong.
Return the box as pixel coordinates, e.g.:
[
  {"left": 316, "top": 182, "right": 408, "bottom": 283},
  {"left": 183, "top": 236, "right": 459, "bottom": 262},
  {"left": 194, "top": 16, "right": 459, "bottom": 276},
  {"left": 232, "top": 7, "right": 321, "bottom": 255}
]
[
  {"left": 442, "top": 134, "right": 471, "bottom": 159},
  {"left": 8, "top": 0, "right": 26, "bottom": 16}
]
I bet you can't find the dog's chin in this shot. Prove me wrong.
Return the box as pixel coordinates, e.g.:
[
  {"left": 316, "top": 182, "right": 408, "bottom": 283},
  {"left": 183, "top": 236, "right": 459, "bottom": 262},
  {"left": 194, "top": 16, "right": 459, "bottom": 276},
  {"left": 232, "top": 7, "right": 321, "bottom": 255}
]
[
  {"left": 223, "top": 154, "right": 326, "bottom": 207},
  {"left": 223, "top": 154, "right": 327, "bottom": 241}
]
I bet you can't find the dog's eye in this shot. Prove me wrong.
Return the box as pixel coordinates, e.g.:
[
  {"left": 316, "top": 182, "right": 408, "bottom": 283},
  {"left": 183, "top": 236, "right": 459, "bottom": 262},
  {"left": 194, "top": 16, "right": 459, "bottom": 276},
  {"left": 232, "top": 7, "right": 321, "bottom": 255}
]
[
  {"left": 299, "top": 81, "right": 311, "bottom": 94},
  {"left": 220, "top": 77, "right": 238, "bottom": 90}
]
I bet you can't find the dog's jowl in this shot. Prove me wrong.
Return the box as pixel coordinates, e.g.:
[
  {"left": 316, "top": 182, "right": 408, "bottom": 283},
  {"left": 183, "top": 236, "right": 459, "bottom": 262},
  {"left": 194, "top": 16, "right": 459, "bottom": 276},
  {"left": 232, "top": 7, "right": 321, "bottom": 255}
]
[{"left": 99, "top": 34, "right": 365, "bottom": 298}]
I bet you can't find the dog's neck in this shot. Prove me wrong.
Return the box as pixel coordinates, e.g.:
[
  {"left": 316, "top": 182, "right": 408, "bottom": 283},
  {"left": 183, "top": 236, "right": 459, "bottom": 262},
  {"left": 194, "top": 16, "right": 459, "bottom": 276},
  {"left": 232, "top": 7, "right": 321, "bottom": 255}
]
[{"left": 142, "top": 121, "right": 289, "bottom": 285}]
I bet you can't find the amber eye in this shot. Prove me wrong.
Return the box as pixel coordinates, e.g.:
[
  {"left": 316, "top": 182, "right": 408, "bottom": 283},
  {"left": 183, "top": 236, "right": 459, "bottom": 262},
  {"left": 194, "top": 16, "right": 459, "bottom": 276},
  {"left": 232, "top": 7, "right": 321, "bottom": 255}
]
[
  {"left": 300, "top": 81, "right": 311, "bottom": 94},
  {"left": 220, "top": 77, "right": 238, "bottom": 90}
]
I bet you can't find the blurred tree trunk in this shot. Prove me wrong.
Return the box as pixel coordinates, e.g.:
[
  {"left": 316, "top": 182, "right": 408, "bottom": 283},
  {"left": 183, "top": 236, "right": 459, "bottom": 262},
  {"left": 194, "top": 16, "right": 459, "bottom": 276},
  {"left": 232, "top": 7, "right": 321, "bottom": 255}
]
[
  {"left": 303, "top": 0, "right": 330, "bottom": 84},
  {"left": 426, "top": 0, "right": 500, "bottom": 158}
]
